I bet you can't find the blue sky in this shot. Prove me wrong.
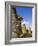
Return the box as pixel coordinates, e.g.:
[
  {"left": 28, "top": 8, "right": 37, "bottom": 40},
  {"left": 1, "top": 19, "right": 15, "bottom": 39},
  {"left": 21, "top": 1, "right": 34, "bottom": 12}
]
[{"left": 16, "top": 7, "right": 32, "bottom": 27}]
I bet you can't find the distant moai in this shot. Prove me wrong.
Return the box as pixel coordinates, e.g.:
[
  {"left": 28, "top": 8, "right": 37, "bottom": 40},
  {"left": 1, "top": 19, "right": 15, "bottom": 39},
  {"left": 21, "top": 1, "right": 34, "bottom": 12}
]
[{"left": 22, "top": 24, "right": 27, "bottom": 34}]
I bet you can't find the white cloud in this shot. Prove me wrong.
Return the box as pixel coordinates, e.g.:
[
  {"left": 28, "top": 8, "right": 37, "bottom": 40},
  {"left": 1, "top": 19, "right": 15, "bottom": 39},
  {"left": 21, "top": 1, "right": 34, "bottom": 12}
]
[
  {"left": 21, "top": 21, "right": 32, "bottom": 30},
  {"left": 21, "top": 21, "right": 30, "bottom": 26}
]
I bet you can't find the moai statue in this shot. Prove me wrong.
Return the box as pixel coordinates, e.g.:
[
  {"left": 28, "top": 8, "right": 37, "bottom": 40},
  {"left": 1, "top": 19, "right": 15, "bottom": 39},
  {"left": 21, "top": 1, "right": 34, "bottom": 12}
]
[
  {"left": 22, "top": 24, "right": 26, "bottom": 34},
  {"left": 11, "top": 7, "right": 18, "bottom": 38},
  {"left": 11, "top": 7, "right": 23, "bottom": 38}
]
